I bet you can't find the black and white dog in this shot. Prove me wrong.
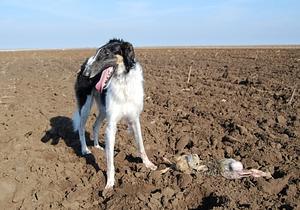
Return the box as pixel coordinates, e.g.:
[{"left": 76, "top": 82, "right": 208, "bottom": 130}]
[{"left": 73, "top": 39, "right": 157, "bottom": 189}]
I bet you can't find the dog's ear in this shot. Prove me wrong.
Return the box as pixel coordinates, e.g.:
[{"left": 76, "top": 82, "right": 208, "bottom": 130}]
[{"left": 122, "top": 42, "right": 135, "bottom": 69}]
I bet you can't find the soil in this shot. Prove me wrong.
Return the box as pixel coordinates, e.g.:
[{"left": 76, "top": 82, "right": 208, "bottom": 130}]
[{"left": 0, "top": 47, "right": 299, "bottom": 209}]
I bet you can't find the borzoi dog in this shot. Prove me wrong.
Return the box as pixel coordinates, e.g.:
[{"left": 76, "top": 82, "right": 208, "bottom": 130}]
[{"left": 73, "top": 39, "right": 157, "bottom": 189}]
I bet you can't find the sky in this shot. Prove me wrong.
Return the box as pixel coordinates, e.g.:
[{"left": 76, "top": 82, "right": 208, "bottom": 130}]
[{"left": 0, "top": 0, "right": 299, "bottom": 49}]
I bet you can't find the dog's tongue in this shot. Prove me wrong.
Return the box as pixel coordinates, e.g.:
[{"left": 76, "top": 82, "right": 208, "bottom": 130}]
[{"left": 95, "top": 67, "right": 113, "bottom": 93}]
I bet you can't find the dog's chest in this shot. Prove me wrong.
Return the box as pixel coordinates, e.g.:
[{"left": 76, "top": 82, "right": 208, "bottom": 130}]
[{"left": 106, "top": 69, "right": 144, "bottom": 117}]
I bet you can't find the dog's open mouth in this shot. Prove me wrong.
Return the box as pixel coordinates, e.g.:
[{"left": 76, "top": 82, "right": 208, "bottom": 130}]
[
  {"left": 94, "top": 55, "right": 123, "bottom": 93},
  {"left": 95, "top": 66, "right": 115, "bottom": 93}
]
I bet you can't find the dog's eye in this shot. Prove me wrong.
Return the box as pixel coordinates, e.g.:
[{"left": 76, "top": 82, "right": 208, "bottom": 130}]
[{"left": 103, "top": 50, "right": 110, "bottom": 56}]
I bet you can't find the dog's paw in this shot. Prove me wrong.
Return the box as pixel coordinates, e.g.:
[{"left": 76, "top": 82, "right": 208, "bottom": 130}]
[
  {"left": 103, "top": 181, "right": 114, "bottom": 197},
  {"left": 102, "top": 186, "right": 114, "bottom": 197},
  {"left": 81, "top": 147, "right": 91, "bottom": 155},
  {"left": 94, "top": 144, "right": 104, "bottom": 150},
  {"left": 144, "top": 160, "right": 157, "bottom": 170}
]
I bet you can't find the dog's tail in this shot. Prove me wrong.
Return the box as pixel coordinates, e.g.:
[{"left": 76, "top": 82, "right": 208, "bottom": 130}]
[{"left": 72, "top": 110, "right": 80, "bottom": 132}]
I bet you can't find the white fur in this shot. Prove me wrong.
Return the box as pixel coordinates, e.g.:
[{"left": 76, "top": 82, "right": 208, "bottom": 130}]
[
  {"left": 72, "top": 110, "right": 80, "bottom": 132},
  {"left": 105, "top": 62, "right": 144, "bottom": 122},
  {"left": 73, "top": 61, "right": 157, "bottom": 190}
]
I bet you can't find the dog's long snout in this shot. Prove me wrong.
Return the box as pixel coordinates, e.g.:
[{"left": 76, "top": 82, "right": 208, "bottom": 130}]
[{"left": 88, "top": 56, "right": 118, "bottom": 78}]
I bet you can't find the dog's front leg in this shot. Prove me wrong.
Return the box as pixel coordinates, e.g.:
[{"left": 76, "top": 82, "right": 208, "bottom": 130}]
[
  {"left": 104, "top": 120, "right": 117, "bottom": 189},
  {"left": 131, "top": 117, "right": 157, "bottom": 170}
]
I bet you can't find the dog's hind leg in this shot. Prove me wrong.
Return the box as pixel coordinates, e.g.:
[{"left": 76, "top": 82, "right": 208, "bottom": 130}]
[
  {"left": 78, "top": 95, "right": 93, "bottom": 155},
  {"left": 130, "top": 117, "right": 157, "bottom": 170},
  {"left": 92, "top": 95, "right": 105, "bottom": 150}
]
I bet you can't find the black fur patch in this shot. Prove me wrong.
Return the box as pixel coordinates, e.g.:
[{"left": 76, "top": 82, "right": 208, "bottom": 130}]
[{"left": 75, "top": 60, "right": 101, "bottom": 109}]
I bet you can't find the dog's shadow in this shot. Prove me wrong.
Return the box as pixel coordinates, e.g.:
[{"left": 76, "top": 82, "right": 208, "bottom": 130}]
[{"left": 41, "top": 116, "right": 101, "bottom": 172}]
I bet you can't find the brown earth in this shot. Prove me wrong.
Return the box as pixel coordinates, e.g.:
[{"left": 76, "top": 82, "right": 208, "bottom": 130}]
[{"left": 0, "top": 47, "right": 299, "bottom": 209}]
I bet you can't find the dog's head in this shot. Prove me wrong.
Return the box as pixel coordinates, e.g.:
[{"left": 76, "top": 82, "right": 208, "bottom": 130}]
[
  {"left": 80, "top": 39, "right": 136, "bottom": 93},
  {"left": 82, "top": 47, "right": 118, "bottom": 79}
]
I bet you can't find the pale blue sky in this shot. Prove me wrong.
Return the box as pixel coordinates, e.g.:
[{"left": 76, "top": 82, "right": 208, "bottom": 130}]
[{"left": 0, "top": 0, "right": 299, "bottom": 49}]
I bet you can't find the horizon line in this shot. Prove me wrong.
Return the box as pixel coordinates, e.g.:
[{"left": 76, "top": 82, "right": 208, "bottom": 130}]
[{"left": 1, "top": 44, "right": 300, "bottom": 52}]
